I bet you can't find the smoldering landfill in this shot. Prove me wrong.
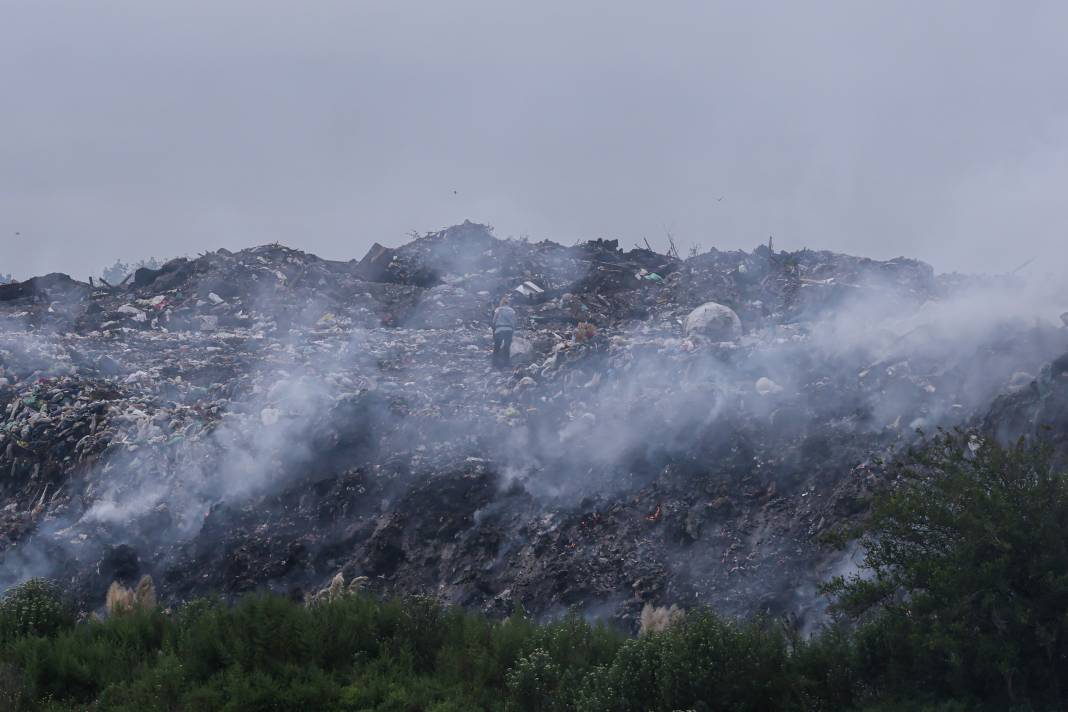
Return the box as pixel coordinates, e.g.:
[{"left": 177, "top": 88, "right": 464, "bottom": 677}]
[{"left": 2, "top": 221, "right": 1068, "bottom": 627}]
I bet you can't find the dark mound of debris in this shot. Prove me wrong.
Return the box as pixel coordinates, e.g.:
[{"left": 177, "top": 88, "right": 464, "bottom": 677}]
[{"left": 2, "top": 221, "right": 1066, "bottom": 629}]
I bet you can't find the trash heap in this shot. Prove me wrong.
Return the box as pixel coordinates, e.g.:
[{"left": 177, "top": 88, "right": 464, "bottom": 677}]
[{"left": 2, "top": 221, "right": 1066, "bottom": 628}]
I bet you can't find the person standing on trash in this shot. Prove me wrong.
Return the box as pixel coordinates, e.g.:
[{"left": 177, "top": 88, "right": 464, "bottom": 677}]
[{"left": 491, "top": 295, "right": 517, "bottom": 368}]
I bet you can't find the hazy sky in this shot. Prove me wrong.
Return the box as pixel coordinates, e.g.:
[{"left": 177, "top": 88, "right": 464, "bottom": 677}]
[{"left": 2, "top": 1, "right": 1067, "bottom": 280}]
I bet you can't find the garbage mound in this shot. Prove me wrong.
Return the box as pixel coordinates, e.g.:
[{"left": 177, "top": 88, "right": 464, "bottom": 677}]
[{"left": 2, "top": 222, "right": 1066, "bottom": 628}]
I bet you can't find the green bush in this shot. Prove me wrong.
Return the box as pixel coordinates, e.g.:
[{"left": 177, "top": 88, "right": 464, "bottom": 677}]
[
  {"left": 826, "top": 430, "right": 1068, "bottom": 709},
  {"left": 0, "top": 579, "right": 73, "bottom": 642},
  {"left": 575, "top": 612, "right": 804, "bottom": 712},
  {"left": 506, "top": 647, "right": 561, "bottom": 711}
]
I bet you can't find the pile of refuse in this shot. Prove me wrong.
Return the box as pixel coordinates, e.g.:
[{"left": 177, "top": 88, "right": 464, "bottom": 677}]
[{"left": 2, "top": 221, "right": 1066, "bottom": 628}]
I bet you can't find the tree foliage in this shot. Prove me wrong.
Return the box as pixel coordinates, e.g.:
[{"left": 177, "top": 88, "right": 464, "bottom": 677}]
[
  {"left": 0, "top": 579, "right": 73, "bottom": 642},
  {"left": 826, "top": 430, "right": 1068, "bottom": 708}
]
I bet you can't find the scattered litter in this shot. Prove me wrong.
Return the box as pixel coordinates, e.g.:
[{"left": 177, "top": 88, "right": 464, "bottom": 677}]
[
  {"left": 515, "top": 281, "right": 545, "bottom": 298},
  {"left": 0, "top": 222, "right": 1065, "bottom": 627}
]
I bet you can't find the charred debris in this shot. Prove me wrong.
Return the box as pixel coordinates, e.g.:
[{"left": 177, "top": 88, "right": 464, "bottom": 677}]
[{"left": 2, "top": 221, "right": 1067, "bottom": 628}]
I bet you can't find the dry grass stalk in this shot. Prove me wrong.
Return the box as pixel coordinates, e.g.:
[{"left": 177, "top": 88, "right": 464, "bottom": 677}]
[{"left": 639, "top": 603, "right": 684, "bottom": 636}]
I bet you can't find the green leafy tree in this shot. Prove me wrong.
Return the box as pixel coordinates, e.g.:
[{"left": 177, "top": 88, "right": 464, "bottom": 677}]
[
  {"left": 506, "top": 647, "right": 561, "bottom": 711},
  {"left": 826, "top": 430, "right": 1068, "bottom": 708},
  {"left": 0, "top": 579, "right": 73, "bottom": 641},
  {"left": 575, "top": 612, "right": 797, "bottom": 712}
]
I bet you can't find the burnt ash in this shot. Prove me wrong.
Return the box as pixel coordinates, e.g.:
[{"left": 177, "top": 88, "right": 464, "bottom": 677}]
[{"left": 2, "top": 221, "right": 1067, "bottom": 628}]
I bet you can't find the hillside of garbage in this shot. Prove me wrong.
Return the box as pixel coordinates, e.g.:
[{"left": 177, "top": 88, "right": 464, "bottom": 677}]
[{"left": 2, "top": 221, "right": 1067, "bottom": 628}]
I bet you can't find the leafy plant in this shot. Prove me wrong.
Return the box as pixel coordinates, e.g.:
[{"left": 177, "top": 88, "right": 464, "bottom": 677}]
[
  {"left": 826, "top": 430, "right": 1068, "bottom": 708},
  {"left": 0, "top": 579, "right": 73, "bottom": 641}
]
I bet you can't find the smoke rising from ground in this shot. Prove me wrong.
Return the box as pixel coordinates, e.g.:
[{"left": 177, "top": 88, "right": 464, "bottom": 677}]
[{"left": 1, "top": 230, "right": 1066, "bottom": 628}]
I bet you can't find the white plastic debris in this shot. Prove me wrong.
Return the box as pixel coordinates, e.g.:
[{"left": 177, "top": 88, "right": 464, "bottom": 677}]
[
  {"left": 755, "top": 377, "right": 783, "bottom": 396},
  {"left": 116, "top": 304, "right": 147, "bottom": 323},
  {"left": 510, "top": 335, "right": 533, "bottom": 358},
  {"left": 515, "top": 281, "right": 544, "bottom": 297},
  {"left": 684, "top": 302, "right": 742, "bottom": 341}
]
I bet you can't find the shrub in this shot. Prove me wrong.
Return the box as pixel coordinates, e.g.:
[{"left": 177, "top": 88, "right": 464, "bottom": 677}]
[
  {"left": 506, "top": 647, "right": 561, "bottom": 711},
  {"left": 0, "top": 662, "right": 24, "bottom": 712},
  {"left": 576, "top": 611, "right": 797, "bottom": 712},
  {"left": 826, "top": 431, "right": 1068, "bottom": 708},
  {"left": 0, "top": 579, "right": 73, "bottom": 641}
]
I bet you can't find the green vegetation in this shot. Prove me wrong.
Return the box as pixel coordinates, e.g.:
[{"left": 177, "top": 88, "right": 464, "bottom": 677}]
[
  {"left": 1, "top": 432, "right": 1066, "bottom": 711},
  {"left": 824, "top": 430, "right": 1068, "bottom": 709},
  {"left": 0, "top": 579, "right": 73, "bottom": 642}
]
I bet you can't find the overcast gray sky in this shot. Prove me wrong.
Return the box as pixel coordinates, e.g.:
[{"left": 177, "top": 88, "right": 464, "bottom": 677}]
[{"left": 2, "top": 1, "right": 1067, "bottom": 280}]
